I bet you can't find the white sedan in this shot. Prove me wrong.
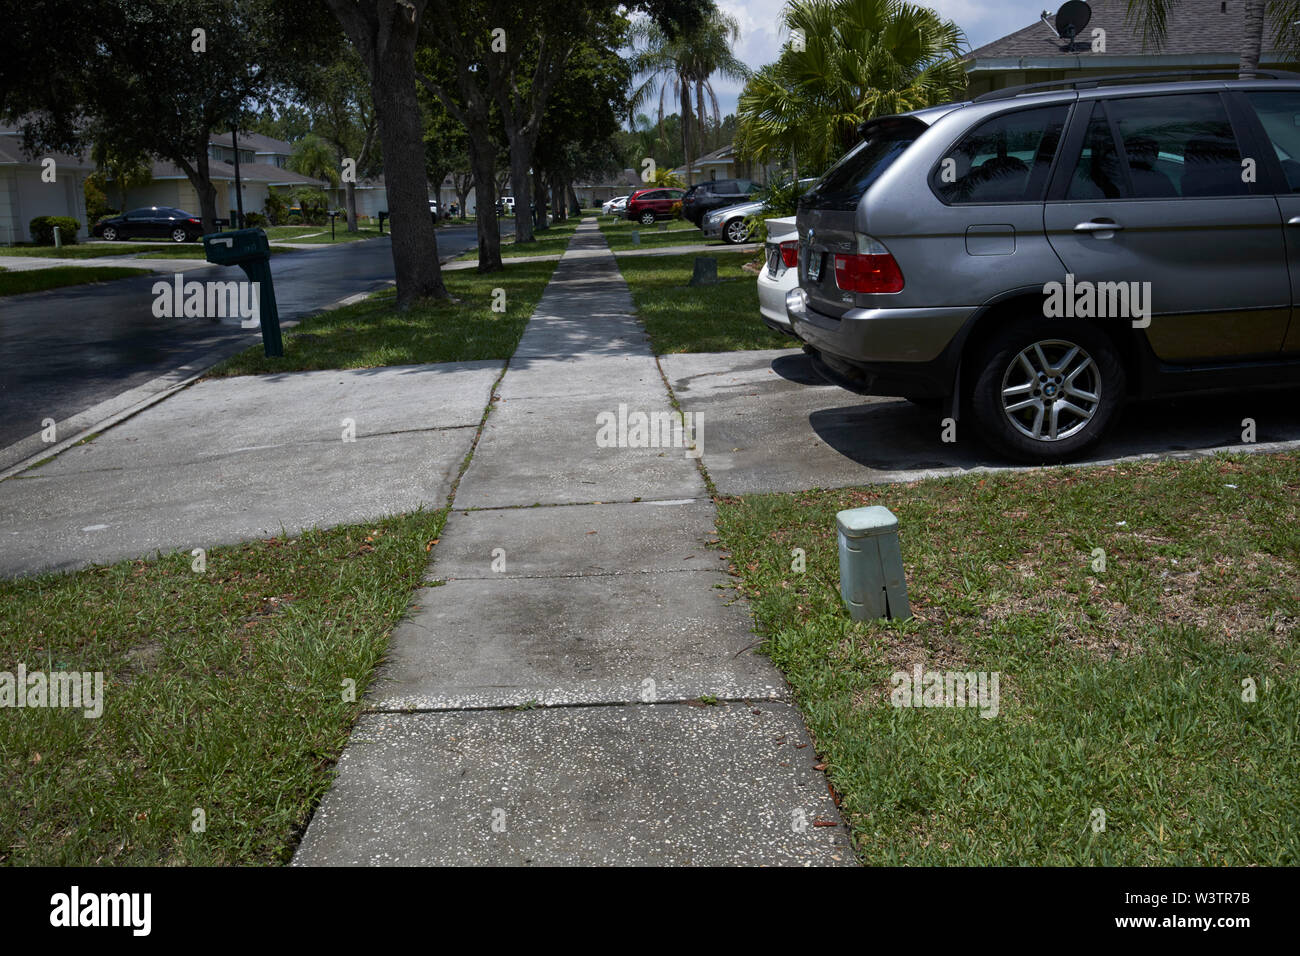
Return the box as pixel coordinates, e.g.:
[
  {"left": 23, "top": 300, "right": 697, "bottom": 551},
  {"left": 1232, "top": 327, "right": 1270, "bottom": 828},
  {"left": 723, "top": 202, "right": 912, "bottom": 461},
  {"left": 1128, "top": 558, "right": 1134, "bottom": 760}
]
[
  {"left": 601, "top": 195, "right": 630, "bottom": 216},
  {"left": 757, "top": 216, "right": 799, "bottom": 336}
]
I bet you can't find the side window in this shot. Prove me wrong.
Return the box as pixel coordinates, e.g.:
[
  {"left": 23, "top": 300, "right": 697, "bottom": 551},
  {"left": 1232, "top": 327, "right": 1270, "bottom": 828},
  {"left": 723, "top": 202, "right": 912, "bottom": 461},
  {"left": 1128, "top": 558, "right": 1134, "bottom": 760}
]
[
  {"left": 1107, "top": 93, "right": 1248, "bottom": 199},
  {"left": 1245, "top": 90, "right": 1300, "bottom": 191},
  {"left": 1067, "top": 103, "right": 1130, "bottom": 200},
  {"left": 932, "top": 105, "right": 1068, "bottom": 204},
  {"left": 125, "top": 209, "right": 151, "bottom": 219}
]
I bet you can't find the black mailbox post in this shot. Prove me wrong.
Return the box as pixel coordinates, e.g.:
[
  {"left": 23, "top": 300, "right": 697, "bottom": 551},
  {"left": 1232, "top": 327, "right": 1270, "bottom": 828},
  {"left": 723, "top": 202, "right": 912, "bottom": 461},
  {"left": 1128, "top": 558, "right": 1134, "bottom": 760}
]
[{"left": 201, "top": 227, "right": 283, "bottom": 357}]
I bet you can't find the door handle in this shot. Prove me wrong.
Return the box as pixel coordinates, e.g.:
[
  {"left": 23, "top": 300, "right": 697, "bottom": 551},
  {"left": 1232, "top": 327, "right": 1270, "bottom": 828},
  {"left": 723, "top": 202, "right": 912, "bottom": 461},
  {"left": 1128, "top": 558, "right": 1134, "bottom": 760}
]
[{"left": 1074, "top": 220, "right": 1123, "bottom": 233}]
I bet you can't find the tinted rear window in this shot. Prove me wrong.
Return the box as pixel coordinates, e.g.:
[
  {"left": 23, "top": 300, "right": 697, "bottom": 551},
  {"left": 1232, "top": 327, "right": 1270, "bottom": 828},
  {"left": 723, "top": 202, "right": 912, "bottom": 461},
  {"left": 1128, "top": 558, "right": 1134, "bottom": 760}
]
[{"left": 802, "top": 119, "right": 926, "bottom": 210}]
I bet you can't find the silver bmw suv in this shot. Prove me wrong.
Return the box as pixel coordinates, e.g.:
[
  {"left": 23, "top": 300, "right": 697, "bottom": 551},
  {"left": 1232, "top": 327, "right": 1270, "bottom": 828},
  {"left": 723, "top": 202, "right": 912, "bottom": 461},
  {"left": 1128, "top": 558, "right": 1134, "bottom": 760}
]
[{"left": 787, "top": 71, "right": 1300, "bottom": 462}]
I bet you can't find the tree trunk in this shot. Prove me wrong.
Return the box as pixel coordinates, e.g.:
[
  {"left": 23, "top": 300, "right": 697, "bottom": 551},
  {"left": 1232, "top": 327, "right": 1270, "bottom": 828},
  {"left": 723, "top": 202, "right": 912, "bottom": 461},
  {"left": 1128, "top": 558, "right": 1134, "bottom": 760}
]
[
  {"left": 681, "top": 83, "right": 694, "bottom": 186},
  {"left": 455, "top": 175, "right": 469, "bottom": 220},
  {"left": 370, "top": 69, "right": 445, "bottom": 304},
  {"left": 468, "top": 134, "right": 502, "bottom": 271},
  {"left": 345, "top": 180, "right": 359, "bottom": 231},
  {"left": 1240, "top": 0, "right": 1265, "bottom": 78},
  {"left": 567, "top": 182, "right": 581, "bottom": 218},
  {"left": 327, "top": 0, "right": 444, "bottom": 307},
  {"left": 507, "top": 136, "right": 534, "bottom": 243},
  {"left": 181, "top": 148, "right": 220, "bottom": 233}
]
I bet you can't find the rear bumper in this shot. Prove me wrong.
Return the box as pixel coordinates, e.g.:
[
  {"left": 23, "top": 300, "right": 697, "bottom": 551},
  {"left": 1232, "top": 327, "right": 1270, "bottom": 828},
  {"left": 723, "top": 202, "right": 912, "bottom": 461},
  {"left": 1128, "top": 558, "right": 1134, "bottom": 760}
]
[
  {"left": 790, "top": 301, "right": 972, "bottom": 397},
  {"left": 757, "top": 266, "right": 797, "bottom": 335}
]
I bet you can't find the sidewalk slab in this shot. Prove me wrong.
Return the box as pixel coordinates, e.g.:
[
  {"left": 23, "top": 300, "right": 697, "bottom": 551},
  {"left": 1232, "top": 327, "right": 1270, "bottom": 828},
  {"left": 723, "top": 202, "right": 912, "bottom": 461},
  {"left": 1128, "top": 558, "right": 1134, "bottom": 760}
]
[
  {"left": 453, "top": 389, "right": 705, "bottom": 509},
  {"left": 292, "top": 703, "right": 853, "bottom": 866},
  {"left": 0, "top": 362, "right": 500, "bottom": 577},
  {"left": 430, "top": 499, "right": 717, "bottom": 580},
  {"left": 370, "top": 570, "right": 784, "bottom": 710}
]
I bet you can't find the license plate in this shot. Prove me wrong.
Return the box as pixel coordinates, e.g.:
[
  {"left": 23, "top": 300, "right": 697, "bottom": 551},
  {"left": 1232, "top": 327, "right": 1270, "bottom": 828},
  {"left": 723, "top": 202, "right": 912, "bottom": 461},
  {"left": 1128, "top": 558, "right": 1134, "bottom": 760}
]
[{"left": 806, "top": 248, "right": 822, "bottom": 281}]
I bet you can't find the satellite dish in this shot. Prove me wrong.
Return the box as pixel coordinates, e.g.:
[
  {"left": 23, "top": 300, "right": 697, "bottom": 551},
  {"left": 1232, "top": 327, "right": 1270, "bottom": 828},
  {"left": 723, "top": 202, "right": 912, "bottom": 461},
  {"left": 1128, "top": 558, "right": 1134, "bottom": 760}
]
[{"left": 1055, "top": 0, "right": 1092, "bottom": 45}]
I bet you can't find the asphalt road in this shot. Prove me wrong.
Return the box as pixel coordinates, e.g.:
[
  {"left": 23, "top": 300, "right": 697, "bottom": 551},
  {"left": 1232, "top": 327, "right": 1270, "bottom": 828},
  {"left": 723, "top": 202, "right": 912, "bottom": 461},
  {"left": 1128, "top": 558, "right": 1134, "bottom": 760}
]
[{"left": 0, "top": 224, "right": 490, "bottom": 453}]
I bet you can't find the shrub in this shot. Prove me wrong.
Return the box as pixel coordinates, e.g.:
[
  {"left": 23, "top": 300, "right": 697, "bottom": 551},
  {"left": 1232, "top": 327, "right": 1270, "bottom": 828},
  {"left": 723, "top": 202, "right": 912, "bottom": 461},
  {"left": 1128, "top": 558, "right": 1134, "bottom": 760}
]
[
  {"left": 243, "top": 211, "right": 267, "bottom": 228},
  {"left": 287, "top": 214, "right": 303, "bottom": 226},
  {"left": 744, "top": 177, "right": 811, "bottom": 242},
  {"left": 264, "top": 192, "right": 288, "bottom": 225},
  {"left": 29, "top": 216, "right": 81, "bottom": 245}
]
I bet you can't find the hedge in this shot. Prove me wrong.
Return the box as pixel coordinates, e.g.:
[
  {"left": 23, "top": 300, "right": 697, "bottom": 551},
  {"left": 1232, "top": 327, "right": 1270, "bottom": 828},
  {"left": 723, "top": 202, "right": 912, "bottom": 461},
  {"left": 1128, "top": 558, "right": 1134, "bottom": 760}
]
[{"left": 29, "top": 216, "right": 81, "bottom": 245}]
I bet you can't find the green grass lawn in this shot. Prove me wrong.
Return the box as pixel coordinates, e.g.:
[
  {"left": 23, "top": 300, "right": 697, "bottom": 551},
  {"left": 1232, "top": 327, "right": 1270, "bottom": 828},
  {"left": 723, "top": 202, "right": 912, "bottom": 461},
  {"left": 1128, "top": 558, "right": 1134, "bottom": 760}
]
[
  {"left": 598, "top": 216, "right": 709, "bottom": 252},
  {"left": 716, "top": 452, "right": 1300, "bottom": 865},
  {"left": 617, "top": 250, "right": 789, "bottom": 353},
  {"left": 0, "top": 243, "right": 183, "bottom": 259},
  {"left": 0, "top": 265, "right": 150, "bottom": 296},
  {"left": 454, "top": 217, "right": 584, "bottom": 260},
  {"left": 0, "top": 511, "right": 446, "bottom": 865},
  {"left": 208, "top": 257, "right": 559, "bottom": 376}
]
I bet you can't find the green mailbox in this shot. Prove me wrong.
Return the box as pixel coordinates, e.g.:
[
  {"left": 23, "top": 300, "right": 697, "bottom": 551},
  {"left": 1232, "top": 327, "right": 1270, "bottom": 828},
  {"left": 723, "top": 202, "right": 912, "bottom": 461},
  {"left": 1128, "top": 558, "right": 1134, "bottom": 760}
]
[{"left": 202, "top": 227, "right": 283, "bottom": 357}]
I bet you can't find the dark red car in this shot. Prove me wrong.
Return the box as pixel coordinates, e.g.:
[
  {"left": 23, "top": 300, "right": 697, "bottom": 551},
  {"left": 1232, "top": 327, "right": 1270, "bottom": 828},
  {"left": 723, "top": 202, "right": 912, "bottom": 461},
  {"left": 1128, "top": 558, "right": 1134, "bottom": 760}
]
[{"left": 624, "top": 187, "right": 685, "bottom": 225}]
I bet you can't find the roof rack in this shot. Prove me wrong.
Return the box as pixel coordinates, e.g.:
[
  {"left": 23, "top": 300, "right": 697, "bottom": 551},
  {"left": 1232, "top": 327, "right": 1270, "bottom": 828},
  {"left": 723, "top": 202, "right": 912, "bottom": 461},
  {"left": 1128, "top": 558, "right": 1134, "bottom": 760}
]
[{"left": 972, "top": 69, "right": 1300, "bottom": 103}]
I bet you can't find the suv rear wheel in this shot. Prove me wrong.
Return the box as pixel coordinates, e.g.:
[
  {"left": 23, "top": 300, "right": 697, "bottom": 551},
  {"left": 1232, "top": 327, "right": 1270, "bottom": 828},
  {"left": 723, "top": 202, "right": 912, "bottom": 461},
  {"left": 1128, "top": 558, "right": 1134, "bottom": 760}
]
[{"left": 971, "top": 319, "right": 1125, "bottom": 462}]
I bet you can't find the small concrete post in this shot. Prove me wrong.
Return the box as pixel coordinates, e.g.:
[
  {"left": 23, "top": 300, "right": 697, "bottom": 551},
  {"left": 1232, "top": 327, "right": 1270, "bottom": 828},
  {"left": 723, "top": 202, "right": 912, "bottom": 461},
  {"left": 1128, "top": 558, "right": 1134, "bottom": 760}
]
[
  {"left": 836, "top": 505, "right": 910, "bottom": 621},
  {"left": 53, "top": 225, "right": 62, "bottom": 249},
  {"left": 689, "top": 256, "right": 719, "bottom": 286},
  {"left": 631, "top": 230, "right": 640, "bottom": 245}
]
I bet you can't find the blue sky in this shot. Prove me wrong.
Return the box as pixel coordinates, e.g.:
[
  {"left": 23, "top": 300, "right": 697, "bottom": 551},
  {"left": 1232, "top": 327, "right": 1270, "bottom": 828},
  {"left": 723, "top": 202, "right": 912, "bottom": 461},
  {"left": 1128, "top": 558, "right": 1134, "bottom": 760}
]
[{"left": 705, "top": 0, "right": 1036, "bottom": 115}]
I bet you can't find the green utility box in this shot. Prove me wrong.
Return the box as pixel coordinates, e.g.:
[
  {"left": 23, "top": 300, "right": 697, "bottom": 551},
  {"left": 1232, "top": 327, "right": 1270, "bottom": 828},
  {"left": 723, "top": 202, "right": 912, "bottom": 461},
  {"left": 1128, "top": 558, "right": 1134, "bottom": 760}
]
[
  {"left": 202, "top": 227, "right": 283, "bottom": 357},
  {"left": 836, "top": 505, "right": 911, "bottom": 621}
]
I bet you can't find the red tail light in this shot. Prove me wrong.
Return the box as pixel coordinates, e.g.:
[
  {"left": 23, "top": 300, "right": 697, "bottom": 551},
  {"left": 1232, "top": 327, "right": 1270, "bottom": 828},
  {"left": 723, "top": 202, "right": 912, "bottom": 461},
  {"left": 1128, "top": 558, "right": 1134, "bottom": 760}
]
[
  {"left": 833, "top": 235, "right": 904, "bottom": 293},
  {"left": 187, "top": 218, "right": 200, "bottom": 224},
  {"left": 779, "top": 240, "right": 799, "bottom": 268}
]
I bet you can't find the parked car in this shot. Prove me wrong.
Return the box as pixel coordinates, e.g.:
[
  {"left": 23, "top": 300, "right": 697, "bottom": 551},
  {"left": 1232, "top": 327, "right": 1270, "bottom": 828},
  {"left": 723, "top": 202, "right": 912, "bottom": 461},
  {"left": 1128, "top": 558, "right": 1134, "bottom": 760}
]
[
  {"left": 787, "top": 71, "right": 1300, "bottom": 462},
  {"left": 681, "top": 178, "right": 760, "bottom": 227},
  {"left": 757, "top": 216, "right": 800, "bottom": 335},
  {"left": 602, "top": 195, "right": 630, "bottom": 216},
  {"left": 703, "top": 178, "right": 818, "bottom": 244},
  {"left": 92, "top": 207, "right": 204, "bottom": 243},
  {"left": 624, "top": 187, "right": 685, "bottom": 224}
]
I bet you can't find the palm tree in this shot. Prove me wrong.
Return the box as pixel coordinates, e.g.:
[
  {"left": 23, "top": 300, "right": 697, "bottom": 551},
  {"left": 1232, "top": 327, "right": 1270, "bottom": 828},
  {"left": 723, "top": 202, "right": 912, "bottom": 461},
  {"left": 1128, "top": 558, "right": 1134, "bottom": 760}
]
[
  {"left": 287, "top": 134, "right": 341, "bottom": 187},
  {"left": 736, "top": 0, "right": 968, "bottom": 175},
  {"left": 628, "top": 4, "right": 751, "bottom": 185},
  {"left": 1126, "top": 0, "right": 1270, "bottom": 77},
  {"left": 89, "top": 143, "right": 153, "bottom": 213}
]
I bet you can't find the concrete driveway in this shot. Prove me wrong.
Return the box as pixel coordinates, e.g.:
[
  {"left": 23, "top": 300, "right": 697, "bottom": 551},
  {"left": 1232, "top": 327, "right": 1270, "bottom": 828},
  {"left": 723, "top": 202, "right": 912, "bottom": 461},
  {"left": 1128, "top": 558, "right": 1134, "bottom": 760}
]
[{"left": 662, "top": 349, "right": 1300, "bottom": 495}]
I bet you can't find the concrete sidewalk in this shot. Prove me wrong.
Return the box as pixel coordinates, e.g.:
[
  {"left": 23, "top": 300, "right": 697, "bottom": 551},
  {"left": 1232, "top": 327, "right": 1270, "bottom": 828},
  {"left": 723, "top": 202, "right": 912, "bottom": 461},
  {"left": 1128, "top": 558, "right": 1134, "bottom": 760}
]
[{"left": 294, "top": 221, "right": 852, "bottom": 865}]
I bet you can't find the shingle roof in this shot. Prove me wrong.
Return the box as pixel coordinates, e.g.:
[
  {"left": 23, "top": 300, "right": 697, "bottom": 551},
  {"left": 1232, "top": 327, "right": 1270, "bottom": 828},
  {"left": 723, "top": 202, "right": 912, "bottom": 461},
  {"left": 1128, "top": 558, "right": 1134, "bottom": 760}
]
[
  {"left": 969, "top": 0, "right": 1283, "bottom": 61},
  {"left": 146, "top": 158, "right": 330, "bottom": 186},
  {"left": 208, "top": 130, "right": 293, "bottom": 154},
  {"left": 0, "top": 129, "right": 96, "bottom": 170}
]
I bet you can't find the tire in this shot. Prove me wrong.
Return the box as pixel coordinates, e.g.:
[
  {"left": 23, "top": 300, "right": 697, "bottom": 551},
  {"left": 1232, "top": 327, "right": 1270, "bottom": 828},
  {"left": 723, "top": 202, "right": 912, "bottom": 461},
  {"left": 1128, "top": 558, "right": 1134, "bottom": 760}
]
[
  {"left": 723, "top": 218, "right": 751, "bottom": 244},
  {"left": 639, "top": 211, "right": 656, "bottom": 226},
  {"left": 101, "top": 226, "right": 118, "bottom": 242},
  {"left": 970, "top": 318, "right": 1125, "bottom": 463},
  {"left": 171, "top": 227, "right": 188, "bottom": 243}
]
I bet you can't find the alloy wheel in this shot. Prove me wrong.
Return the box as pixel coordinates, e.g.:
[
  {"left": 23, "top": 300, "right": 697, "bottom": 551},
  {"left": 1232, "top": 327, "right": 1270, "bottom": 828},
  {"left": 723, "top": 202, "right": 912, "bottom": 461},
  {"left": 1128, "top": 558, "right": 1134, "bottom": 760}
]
[{"left": 999, "top": 339, "right": 1101, "bottom": 442}]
